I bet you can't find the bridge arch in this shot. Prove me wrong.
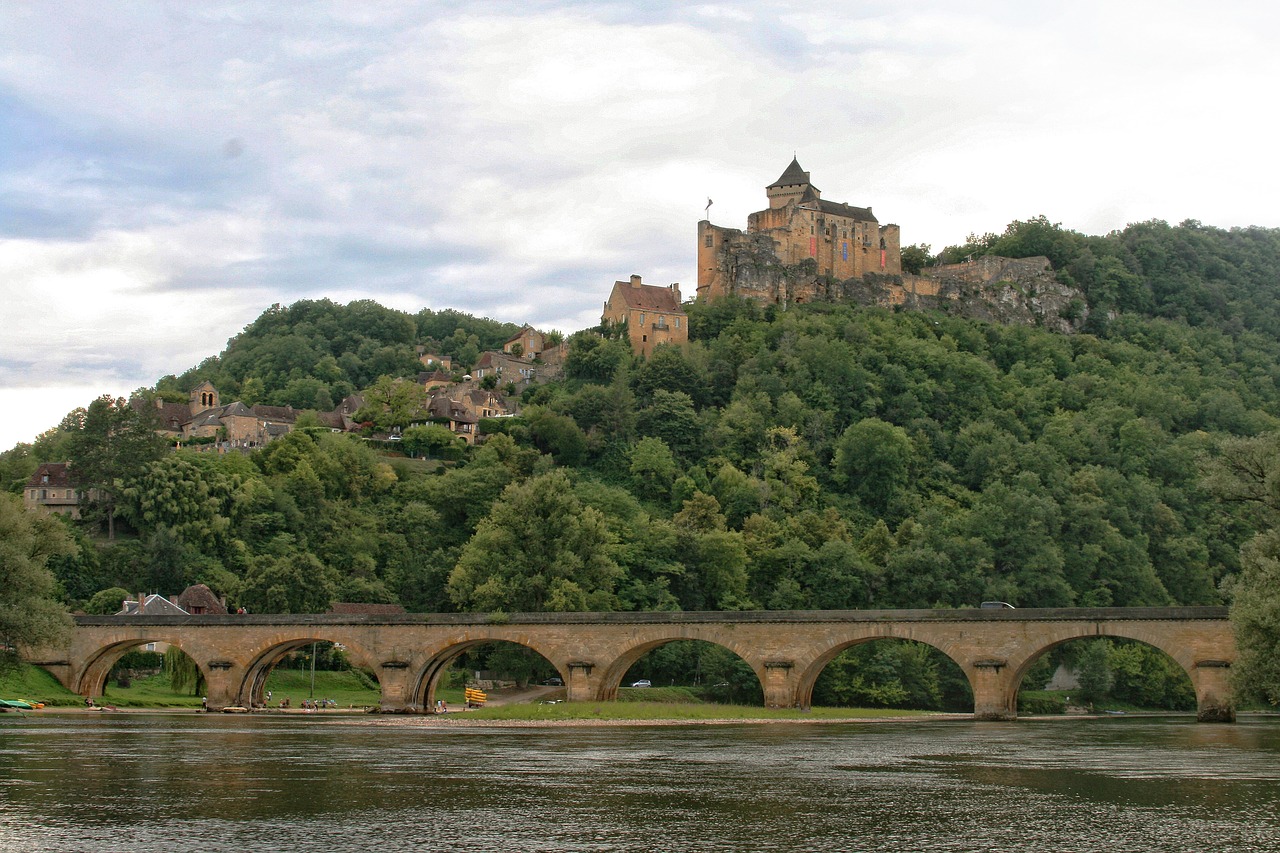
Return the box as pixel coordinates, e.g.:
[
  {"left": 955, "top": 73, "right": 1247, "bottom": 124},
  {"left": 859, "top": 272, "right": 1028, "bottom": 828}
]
[
  {"left": 236, "top": 634, "right": 381, "bottom": 708},
  {"left": 596, "top": 628, "right": 764, "bottom": 701},
  {"left": 405, "top": 636, "right": 564, "bottom": 711},
  {"left": 75, "top": 636, "right": 208, "bottom": 699},
  {"left": 1002, "top": 626, "right": 1207, "bottom": 719},
  {"left": 792, "top": 633, "right": 973, "bottom": 711}
]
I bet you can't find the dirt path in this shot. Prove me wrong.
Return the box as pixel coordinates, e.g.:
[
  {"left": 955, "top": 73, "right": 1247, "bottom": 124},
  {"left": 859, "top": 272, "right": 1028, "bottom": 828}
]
[{"left": 480, "top": 684, "right": 561, "bottom": 707}]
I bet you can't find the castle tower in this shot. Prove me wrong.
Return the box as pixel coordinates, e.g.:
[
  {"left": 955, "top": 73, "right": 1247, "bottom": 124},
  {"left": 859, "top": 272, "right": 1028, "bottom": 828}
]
[{"left": 766, "top": 157, "right": 819, "bottom": 210}]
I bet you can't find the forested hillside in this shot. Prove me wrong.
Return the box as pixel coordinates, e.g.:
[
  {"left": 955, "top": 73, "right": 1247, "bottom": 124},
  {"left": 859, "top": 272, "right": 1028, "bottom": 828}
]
[{"left": 5, "top": 218, "right": 1280, "bottom": 624}]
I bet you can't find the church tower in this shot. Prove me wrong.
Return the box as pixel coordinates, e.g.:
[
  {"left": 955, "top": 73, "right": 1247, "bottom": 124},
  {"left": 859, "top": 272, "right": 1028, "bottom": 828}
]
[{"left": 189, "top": 380, "right": 220, "bottom": 415}]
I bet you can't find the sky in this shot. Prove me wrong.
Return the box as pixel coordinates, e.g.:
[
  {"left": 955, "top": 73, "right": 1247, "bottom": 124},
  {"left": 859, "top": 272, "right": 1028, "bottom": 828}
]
[{"left": 3, "top": 0, "right": 1278, "bottom": 451}]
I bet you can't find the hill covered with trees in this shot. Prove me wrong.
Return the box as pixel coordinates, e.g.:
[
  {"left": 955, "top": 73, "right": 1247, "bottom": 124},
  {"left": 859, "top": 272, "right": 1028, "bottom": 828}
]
[{"left": 6, "top": 216, "right": 1280, "bottom": 707}]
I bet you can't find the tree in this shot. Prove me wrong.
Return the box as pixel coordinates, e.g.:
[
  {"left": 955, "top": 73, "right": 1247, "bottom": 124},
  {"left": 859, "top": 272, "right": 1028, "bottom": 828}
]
[
  {"left": 1074, "top": 640, "right": 1115, "bottom": 705},
  {"left": 629, "top": 437, "right": 679, "bottom": 501},
  {"left": 402, "top": 424, "right": 466, "bottom": 460},
  {"left": 447, "top": 470, "right": 622, "bottom": 612},
  {"left": 67, "top": 395, "right": 167, "bottom": 538},
  {"left": 85, "top": 586, "right": 131, "bottom": 615},
  {"left": 900, "top": 243, "right": 932, "bottom": 275},
  {"left": 1204, "top": 434, "right": 1280, "bottom": 706},
  {"left": 240, "top": 551, "right": 340, "bottom": 614},
  {"left": 832, "top": 418, "right": 914, "bottom": 515},
  {"left": 0, "top": 495, "right": 74, "bottom": 659}
]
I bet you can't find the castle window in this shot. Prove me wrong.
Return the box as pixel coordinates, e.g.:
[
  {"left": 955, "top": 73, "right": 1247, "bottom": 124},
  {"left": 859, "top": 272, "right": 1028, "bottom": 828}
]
[{"left": 705, "top": 234, "right": 713, "bottom": 247}]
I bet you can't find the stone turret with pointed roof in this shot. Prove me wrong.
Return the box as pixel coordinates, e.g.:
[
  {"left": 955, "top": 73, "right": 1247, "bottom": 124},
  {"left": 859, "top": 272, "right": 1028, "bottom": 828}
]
[{"left": 766, "top": 157, "right": 820, "bottom": 209}]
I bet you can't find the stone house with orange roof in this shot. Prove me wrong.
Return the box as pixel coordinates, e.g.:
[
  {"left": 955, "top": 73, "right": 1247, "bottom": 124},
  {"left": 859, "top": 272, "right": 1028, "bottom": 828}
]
[{"left": 601, "top": 274, "right": 688, "bottom": 358}]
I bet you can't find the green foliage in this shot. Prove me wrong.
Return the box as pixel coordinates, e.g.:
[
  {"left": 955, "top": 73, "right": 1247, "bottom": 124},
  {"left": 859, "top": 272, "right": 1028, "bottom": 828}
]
[
  {"left": 1203, "top": 434, "right": 1280, "bottom": 706},
  {"left": 812, "top": 640, "right": 969, "bottom": 711},
  {"left": 84, "top": 587, "right": 130, "bottom": 615},
  {"left": 448, "top": 470, "right": 622, "bottom": 611},
  {"left": 0, "top": 495, "right": 74, "bottom": 654},
  {"left": 163, "top": 646, "right": 204, "bottom": 695},
  {"left": 66, "top": 395, "right": 167, "bottom": 538},
  {"left": 15, "top": 221, "right": 1280, "bottom": 713}
]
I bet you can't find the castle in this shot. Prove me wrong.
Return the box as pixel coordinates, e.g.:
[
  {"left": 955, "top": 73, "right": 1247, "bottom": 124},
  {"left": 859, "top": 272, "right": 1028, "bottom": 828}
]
[
  {"left": 698, "top": 157, "right": 902, "bottom": 303},
  {"left": 695, "top": 159, "right": 1087, "bottom": 334}
]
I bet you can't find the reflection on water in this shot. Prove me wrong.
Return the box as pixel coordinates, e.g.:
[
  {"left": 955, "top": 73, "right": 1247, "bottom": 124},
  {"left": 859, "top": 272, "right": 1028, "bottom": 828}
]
[{"left": 2, "top": 715, "right": 1279, "bottom": 852}]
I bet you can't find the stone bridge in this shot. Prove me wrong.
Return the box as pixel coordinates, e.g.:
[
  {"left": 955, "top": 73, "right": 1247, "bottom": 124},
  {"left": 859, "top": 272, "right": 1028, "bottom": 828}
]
[{"left": 29, "top": 606, "right": 1237, "bottom": 721}]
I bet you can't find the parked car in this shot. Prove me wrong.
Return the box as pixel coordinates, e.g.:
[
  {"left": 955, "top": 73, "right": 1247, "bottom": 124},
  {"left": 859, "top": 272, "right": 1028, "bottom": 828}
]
[
  {"left": 630, "top": 679, "right": 652, "bottom": 688},
  {"left": 542, "top": 677, "right": 564, "bottom": 686}
]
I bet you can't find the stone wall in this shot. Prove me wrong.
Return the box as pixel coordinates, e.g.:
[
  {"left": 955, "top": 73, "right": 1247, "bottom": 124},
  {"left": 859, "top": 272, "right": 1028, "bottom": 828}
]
[{"left": 698, "top": 222, "right": 1088, "bottom": 334}]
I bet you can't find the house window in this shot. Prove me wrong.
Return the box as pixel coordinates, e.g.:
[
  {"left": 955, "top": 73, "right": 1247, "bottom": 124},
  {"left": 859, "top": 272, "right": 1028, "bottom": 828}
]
[
  {"left": 639, "top": 313, "right": 646, "bottom": 326},
  {"left": 675, "top": 317, "right": 680, "bottom": 329}
]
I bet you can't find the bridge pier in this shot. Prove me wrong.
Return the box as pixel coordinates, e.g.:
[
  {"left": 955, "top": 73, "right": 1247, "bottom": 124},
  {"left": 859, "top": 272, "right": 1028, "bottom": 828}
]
[
  {"left": 378, "top": 661, "right": 414, "bottom": 712},
  {"left": 202, "top": 661, "right": 245, "bottom": 711},
  {"left": 566, "top": 661, "right": 596, "bottom": 703},
  {"left": 1192, "top": 660, "right": 1236, "bottom": 722},
  {"left": 762, "top": 660, "right": 796, "bottom": 708},
  {"left": 970, "top": 659, "right": 1017, "bottom": 721}
]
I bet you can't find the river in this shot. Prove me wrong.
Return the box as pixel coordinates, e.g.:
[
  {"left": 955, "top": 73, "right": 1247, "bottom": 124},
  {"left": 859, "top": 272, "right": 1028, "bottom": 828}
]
[{"left": 2, "top": 714, "right": 1278, "bottom": 852}]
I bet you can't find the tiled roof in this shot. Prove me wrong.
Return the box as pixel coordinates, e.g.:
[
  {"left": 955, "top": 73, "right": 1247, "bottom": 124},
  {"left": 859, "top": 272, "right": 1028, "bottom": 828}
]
[
  {"left": 314, "top": 411, "right": 345, "bottom": 429},
  {"left": 175, "top": 583, "right": 227, "bottom": 615},
  {"left": 504, "top": 325, "right": 537, "bottom": 345},
  {"left": 815, "top": 199, "right": 877, "bottom": 223},
  {"left": 27, "top": 462, "right": 71, "bottom": 488},
  {"left": 610, "top": 281, "right": 684, "bottom": 313},
  {"left": 768, "top": 157, "right": 815, "bottom": 190},
  {"left": 117, "top": 594, "right": 189, "bottom": 616},
  {"left": 251, "top": 405, "right": 297, "bottom": 422}
]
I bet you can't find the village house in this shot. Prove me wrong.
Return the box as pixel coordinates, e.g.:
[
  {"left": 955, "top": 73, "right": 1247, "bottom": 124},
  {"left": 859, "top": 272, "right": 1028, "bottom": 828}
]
[
  {"left": 116, "top": 584, "right": 228, "bottom": 617},
  {"left": 425, "top": 394, "right": 479, "bottom": 442},
  {"left": 416, "top": 349, "right": 452, "bottom": 371},
  {"left": 473, "top": 351, "right": 539, "bottom": 385},
  {"left": 417, "top": 369, "right": 454, "bottom": 392},
  {"left": 601, "top": 274, "right": 688, "bottom": 359},
  {"left": 423, "top": 384, "right": 516, "bottom": 444},
  {"left": 502, "top": 325, "right": 546, "bottom": 359},
  {"left": 23, "top": 462, "right": 88, "bottom": 518}
]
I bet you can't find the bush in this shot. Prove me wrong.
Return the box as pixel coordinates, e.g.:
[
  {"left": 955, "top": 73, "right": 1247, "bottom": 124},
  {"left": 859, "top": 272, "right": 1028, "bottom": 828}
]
[{"left": 1018, "top": 691, "right": 1067, "bottom": 715}]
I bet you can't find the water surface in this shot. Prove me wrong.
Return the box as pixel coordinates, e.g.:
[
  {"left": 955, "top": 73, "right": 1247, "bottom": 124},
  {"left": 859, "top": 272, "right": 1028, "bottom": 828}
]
[{"left": 2, "top": 714, "right": 1277, "bottom": 852}]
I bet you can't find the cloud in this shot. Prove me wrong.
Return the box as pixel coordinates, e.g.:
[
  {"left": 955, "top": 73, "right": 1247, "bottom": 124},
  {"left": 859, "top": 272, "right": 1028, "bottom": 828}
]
[{"left": 1, "top": 0, "right": 1278, "bottom": 450}]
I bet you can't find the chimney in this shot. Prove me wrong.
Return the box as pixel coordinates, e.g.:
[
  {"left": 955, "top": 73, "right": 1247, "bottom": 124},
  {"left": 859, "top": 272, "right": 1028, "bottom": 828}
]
[
  {"left": 670, "top": 283, "right": 681, "bottom": 302},
  {"left": 630, "top": 274, "right": 642, "bottom": 288}
]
